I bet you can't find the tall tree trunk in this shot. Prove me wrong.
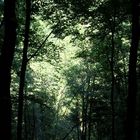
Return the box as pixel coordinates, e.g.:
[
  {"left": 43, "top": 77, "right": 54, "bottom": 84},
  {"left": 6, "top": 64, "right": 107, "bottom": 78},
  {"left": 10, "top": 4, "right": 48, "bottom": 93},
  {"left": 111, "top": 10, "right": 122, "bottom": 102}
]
[
  {"left": 125, "top": 0, "right": 139, "bottom": 140},
  {"left": 108, "top": 16, "right": 115, "bottom": 140},
  {"left": 109, "top": 4, "right": 116, "bottom": 140},
  {"left": 110, "top": 28, "right": 115, "bottom": 140},
  {"left": 136, "top": 65, "right": 140, "bottom": 139},
  {"left": 0, "top": 0, "right": 17, "bottom": 139},
  {"left": 17, "top": 0, "right": 31, "bottom": 139}
]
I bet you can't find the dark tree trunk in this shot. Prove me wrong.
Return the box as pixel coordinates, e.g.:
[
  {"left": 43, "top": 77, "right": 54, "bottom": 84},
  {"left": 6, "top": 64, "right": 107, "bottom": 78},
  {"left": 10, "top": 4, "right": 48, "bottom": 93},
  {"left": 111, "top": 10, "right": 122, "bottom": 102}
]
[
  {"left": 17, "top": 0, "right": 31, "bottom": 139},
  {"left": 108, "top": 15, "right": 116, "bottom": 140},
  {"left": 81, "top": 95, "right": 87, "bottom": 140},
  {"left": 88, "top": 99, "right": 92, "bottom": 140},
  {"left": 109, "top": 4, "right": 116, "bottom": 140},
  {"left": 0, "top": 0, "right": 17, "bottom": 139},
  {"left": 125, "top": 0, "right": 140, "bottom": 140},
  {"left": 24, "top": 101, "right": 28, "bottom": 140},
  {"left": 110, "top": 28, "right": 115, "bottom": 140}
]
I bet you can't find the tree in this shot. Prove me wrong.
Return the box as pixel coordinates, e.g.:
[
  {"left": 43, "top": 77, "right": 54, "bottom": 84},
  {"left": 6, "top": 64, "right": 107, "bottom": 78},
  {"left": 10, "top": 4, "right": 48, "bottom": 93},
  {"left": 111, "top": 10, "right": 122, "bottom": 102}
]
[
  {"left": 0, "top": 0, "right": 17, "bottom": 139},
  {"left": 125, "top": 0, "right": 140, "bottom": 139},
  {"left": 17, "top": 0, "right": 31, "bottom": 139},
  {"left": 0, "top": 0, "right": 138, "bottom": 139}
]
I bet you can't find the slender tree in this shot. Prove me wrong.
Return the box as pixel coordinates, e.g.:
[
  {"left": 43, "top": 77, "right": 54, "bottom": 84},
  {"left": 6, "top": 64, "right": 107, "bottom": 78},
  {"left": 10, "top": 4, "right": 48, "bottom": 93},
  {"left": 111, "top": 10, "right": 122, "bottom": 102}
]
[
  {"left": 110, "top": 12, "right": 116, "bottom": 140},
  {"left": 125, "top": 0, "right": 140, "bottom": 139},
  {"left": 17, "top": 0, "right": 31, "bottom": 139},
  {"left": 0, "top": 0, "right": 17, "bottom": 139}
]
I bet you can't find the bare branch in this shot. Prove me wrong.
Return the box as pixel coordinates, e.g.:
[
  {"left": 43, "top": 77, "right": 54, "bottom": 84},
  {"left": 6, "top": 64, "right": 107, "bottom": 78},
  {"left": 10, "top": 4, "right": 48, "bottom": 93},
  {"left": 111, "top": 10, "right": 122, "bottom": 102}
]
[
  {"left": 27, "top": 23, "right": 58, "bottom": 63},
  {"left": 27, "top": 30, "right": 53, "bottom": 62}
]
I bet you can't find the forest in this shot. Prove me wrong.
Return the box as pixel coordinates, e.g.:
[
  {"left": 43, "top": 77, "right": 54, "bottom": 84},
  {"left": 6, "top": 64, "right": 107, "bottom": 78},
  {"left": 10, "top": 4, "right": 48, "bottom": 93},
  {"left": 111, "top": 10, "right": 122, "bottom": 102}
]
[{"left": 0, "top": 0, "right": 140, "bottom": 140}]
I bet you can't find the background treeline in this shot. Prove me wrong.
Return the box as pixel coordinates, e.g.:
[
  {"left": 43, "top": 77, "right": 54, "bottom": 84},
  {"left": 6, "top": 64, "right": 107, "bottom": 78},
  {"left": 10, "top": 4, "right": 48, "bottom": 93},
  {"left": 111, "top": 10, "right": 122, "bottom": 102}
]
[{"left": 0, "top": 0, "right": 140, "bottom": 140}]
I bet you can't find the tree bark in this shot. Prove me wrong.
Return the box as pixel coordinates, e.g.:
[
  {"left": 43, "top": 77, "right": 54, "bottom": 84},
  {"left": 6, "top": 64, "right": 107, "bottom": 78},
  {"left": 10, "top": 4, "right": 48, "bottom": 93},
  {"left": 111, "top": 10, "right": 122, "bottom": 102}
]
[
  {"left": 0, "top": 0, "right": 17, "bottom": 139},
  {"left": 17, "top": 0, "right": 31, "bottom": 139},
  {"left": 125, "top": 0, "right": 140, "bottom": 139}
]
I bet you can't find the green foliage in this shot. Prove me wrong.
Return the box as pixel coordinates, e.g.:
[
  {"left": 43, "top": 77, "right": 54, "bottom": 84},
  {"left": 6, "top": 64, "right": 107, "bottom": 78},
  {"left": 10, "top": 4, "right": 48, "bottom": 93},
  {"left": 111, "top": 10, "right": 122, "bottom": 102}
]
[{"left": 1, "top": 0, "right": 136, "bottom": 139}]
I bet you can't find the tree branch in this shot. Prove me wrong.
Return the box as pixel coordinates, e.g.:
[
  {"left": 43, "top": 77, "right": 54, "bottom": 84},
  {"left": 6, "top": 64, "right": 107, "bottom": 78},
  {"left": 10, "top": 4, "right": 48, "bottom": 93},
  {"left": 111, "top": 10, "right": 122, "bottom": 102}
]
[
  {"left": 27, "top": 23, "right": 58, "bottom": 63},
  {"left": 27, "top": 30, "right": 53, "bottom": 62}
]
